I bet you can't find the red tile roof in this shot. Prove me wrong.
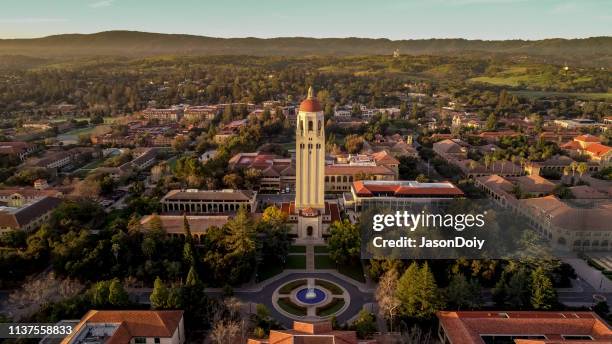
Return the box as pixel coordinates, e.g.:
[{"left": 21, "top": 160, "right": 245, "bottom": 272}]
[
  {"left": 299, "top": 99, "right": 322, "bottom": 112},
  {"left": 585, "top": 143, "right": 612, "bottom": 157},
  {"left": 575, "top": 134, "right": 601, "bottom": 143},
  {"left": 325, "top": 165, "right": 395, "bottom": 176},
  {"left": 352, "top": 180, "right": 463, "bottom": 198},
  {"left": 438, "top": 311, "right": 612, "bottom": 344},
  {"left": 62, "top": 310, "right": 183, "bottom": 344}
]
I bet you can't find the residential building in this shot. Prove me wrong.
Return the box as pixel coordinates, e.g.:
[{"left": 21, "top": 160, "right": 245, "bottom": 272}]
[
  {"left": 160, "top": 189, "right": 258, "bottom": 214},
  {"left": 61, "top": 310, "right": 185, "bottom": 344},
  {"left": 228, "top": 152, "right": 295, "bottom": 193},
  {"left": 0, "top": 141, "right": 36, "bottom": 161},
  {"left": 520, "top": 196, "right": 612, "bottom": 251},
  {"left": 554, "top": 118, "right": 602, "bottom": 129},
  {"left": 561, "top": 134, "right": 612, "bottom": 167},
  {"left": 525, "top": 155, "right": 600, "bottom": 176},
  {"left": 0, "top": 187, "right": 64, "bottom": 207},
  {"left": 433, "top": 139, "right": 469, "bottom": 161},
  {"left": 183, "top": 105, "right": 217, "bottom": 121},
  {"left": 142, "top": 107, "right": 184, "bottom": 123},
  {"left": 436, "top": 311, "right": 612, "bottom": 344},
  {"left": 0, "top": 196, "right": 62, "bottom": 233},
  {"left": 346, "top": 180, "right": 463, "bottom": 211},
  {"left": 325, "top": 165, "right": 396, "bottom": 193}
]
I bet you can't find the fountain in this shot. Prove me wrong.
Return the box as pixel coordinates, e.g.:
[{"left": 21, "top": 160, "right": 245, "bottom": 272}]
[
  {"left": 305, "top": 287, "right": 317, "bottom": 300},
  {"left": 296, "top": 287, "right": 326, "bottom": 305}
]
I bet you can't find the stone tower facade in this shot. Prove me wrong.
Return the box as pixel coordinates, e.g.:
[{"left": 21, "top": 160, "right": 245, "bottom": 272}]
[{"left": 295, "top": 86, "right": 325, "bottom": 212}]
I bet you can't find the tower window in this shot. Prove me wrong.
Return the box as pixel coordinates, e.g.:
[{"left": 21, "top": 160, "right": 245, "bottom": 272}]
[{"left": 308, "top": 120, "right": 313, "bottom": 131}]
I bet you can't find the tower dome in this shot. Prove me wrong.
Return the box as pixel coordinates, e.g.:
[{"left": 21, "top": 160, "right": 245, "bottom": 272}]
[{"left": 299, "top": 86, "right": 322, "bottom": 112}]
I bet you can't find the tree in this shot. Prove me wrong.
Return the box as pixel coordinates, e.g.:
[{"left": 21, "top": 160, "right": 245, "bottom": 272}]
[
  {"left": 223, "top": 173, "right": 243, "bottom": 189},
  {"left": 185, "top": 265, "right": 200, "bottom": 286},
  {"left": 150, "top": 277, "right": 169, "bottom": 309},
  {"left": 182, "top": 216, "right": 196, "bottom": 267},
  {"left": 172, "top": 135, "right": 190, "bottom": 151},
  {"left": 91, "top": 280, "right": 111, "bottom": 307},
  {"left": 108, "top": 278, "right": 129, "bottom": 307},
  {"left": 376, "top": 268, "right": 401, "bottom": 332},
  {"left": 352, "top": 310, "right": 376, "bottom": 339},
  {"left": 530, "top": 267, "right": 557, "bottom": 310},
  {"left": 345, "top": 134, "right": 364, "bottom": 154},
  {"left": 446, "top": 274, "right": 482, "bottom": 310},
  {"left": 261, "top": 205, "right": 287, "bottom": 226},
  {"left": 577, "top": 162, "right": 588, "bottom": 178},
  {"left": 506, "top": 269, "right": 531, "bottom": 309},
  {"left": 396, "top": 262, "right": 444, "bottom": 319},
  {"left": 328, "top": 220, "right": 361, "bottom": 266},
  {"left": 486, "top": 113, "right": 497, "bottom": 131}
]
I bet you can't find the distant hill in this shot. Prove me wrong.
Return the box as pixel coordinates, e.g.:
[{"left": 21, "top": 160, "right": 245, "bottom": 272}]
[{"left": 1, "top": 31, "right": 611, "bottom": 67}]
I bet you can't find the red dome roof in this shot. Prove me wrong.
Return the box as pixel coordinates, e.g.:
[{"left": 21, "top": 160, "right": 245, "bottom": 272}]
[
  {"left": 299, "top": 99, "right": 322, "bottom": 112},
  {"left": 299, "top": 86, "right": 322, "bottom": 112}
]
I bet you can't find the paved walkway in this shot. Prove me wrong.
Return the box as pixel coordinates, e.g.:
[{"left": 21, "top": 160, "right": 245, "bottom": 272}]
[
  {"left": 563, "top": 258, "right": 612, "bottom": 293},
  {"left": 306, "top": 245, "right": 315, "bottom": 272}
]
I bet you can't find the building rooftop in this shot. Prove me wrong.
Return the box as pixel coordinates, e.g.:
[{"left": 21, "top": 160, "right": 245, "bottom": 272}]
[
  {"left": 520, "top": 196, "right": 612, "bottom": 232},
  {"left": 352, "top": 180, "right": 464, "bottom": 198},
  {"left": 140, "top": 215, "right": 230, "bottom": 234},
  {"left": 161, "top": 189, "right": 256, "bottom": 202},
  {"left": 62, "top": 310, "right": 183, "bottom": 344},
  {"left": 437, "top": 311, "right": 612, "bottom": 344},
  {"left": 0, "top": 196, "right": 61, "bottom": 229}
]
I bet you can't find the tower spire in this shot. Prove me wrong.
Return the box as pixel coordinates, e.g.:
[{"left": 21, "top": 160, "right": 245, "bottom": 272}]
[{"left": 307, "top": 86, "right": 314, "bottom": 99}]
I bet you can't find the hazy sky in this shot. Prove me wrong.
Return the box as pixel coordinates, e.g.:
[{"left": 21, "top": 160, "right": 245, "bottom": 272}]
[{"left": 0, "top": 0, "right": 610, "bottom": 40}]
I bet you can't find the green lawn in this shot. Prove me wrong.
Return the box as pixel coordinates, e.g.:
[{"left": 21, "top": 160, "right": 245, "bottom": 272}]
[
  {"left": 316, "top": 298, "right": 345, "bottom": 317},
  {"left": 285, "top": 255, "right": 306, "bottom": 269},
  {"left": 278, "top": 298, "right": 307, "bottom": 316},
  {"left": 509, "top": 90, "right": 612, "bottom": 101},
  {"left": 315, "top": 255, "right": 335, "bottom": 269},
  {"left": 315, "top": 279, "right": 343, "bottom": 295},
  {"left": 289, "top": 245, "right": 306, "bottom": 253},
  {"left": 279, "top": 279, "right": 307, "bottom": 294},
  {"left": 314, "top": 246, "right": 329, "bottom": 253},
  {"left": 80, "top": 158, "right": 105, "bottom": 170}
]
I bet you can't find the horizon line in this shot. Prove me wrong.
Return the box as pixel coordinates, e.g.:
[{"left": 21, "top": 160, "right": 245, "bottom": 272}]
[{"left": 1, "top": 29, "right": 610, "bottom": 41}]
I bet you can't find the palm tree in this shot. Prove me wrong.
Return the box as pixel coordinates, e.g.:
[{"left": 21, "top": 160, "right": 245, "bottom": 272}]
[
  {"left": 577, "top": 162, "right": 588, "bottom": 178},
  {"left": 570, "top": 162, "right": 578, "bottom": 177}
]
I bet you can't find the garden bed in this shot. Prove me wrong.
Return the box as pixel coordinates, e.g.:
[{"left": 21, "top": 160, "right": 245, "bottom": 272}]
[
  {"left": 316, "top": 298, "right": 345, "bottom": 317},
  {"left": 278, "top": 297, "right": 307, "bottom": 316},
  {"left": 279, "top": 279, "right": 307, "bottom": 294},
  {"left": 315, "top": 279, "right": 343, "bottom": 295}
]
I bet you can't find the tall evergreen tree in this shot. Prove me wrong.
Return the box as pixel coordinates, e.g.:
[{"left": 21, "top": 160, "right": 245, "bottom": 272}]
[
  {"left": 109, "top": 278, "right": 129, "bottom": 307},
  {"left": 530, "top": 267, "right": 557, "bottom": 310},
  {"left": 150, "top": 276, "right": 169, "bottom": 309}
]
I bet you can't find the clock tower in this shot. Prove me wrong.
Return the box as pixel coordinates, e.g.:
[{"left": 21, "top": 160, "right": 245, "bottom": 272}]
[
  {"left": 295, "top": 87, "right": 326, "bottom": 241},
  {"left": 295, "top": 86, "right": 325, "bottom": 211}
]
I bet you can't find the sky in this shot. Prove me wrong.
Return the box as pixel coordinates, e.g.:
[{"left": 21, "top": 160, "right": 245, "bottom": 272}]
[{"left": 0, "top": 0, "right": 610, "bottom": 40}]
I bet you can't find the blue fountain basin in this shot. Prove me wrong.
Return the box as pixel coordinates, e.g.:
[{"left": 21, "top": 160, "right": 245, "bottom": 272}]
[{"left": 296, "top": 288, "right": 326, "bottom": 304}]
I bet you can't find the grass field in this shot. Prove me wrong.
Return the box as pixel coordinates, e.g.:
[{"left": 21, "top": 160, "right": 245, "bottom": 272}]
[
  {"left": 509, "top": 90, "right": 612, "bottom": 100},
  {"left": 316, "top": 298, "right": 345, "bottom": 317},
  {"left": 314, "top": 246, "right": 329, "bottom": 253},
  {"left": 278, "top": 298, "right": 307, "bottom": 316},
  {"left": 289, "top": 245, "right": 306, "bottom": 253},
  {"left": 286, "top": 255, "right": 306, "bottom": 269},
  {"left": 279, "top": 279, "right": 307, "bottom": 294}
]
